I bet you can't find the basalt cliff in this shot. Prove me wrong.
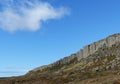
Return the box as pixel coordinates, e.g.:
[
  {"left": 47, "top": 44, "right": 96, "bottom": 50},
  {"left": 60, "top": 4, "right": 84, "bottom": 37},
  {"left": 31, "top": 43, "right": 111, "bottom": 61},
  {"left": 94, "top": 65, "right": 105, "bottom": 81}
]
[{"left": 1, "top": 33, "right": 120, "bottom": 84}]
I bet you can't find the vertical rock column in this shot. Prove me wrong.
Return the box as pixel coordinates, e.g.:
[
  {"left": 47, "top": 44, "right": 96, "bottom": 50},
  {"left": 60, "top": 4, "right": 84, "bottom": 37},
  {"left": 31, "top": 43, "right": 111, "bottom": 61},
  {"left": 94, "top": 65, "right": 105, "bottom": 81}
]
[
  {"left": 77, "top": 50, "right": 83, "bottom": 61},
  {"left": 83, "top": 45, "right": 90, "bottom": 58}
]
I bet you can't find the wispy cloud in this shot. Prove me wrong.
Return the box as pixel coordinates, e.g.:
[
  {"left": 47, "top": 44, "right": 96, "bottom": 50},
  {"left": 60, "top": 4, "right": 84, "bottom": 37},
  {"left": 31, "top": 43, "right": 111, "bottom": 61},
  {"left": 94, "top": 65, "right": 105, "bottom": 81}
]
[
  {"left": 0, "top": 67, "right": 28, "bottom": 77},
  {"left": 0, "top": 71, "right": 26, "bottom": 74},
  {"left": 0, "top": 0, "right": 68, "bottom": 32},
  {"left": 0, "top": 70, "right": 26, "bottom": 77}
]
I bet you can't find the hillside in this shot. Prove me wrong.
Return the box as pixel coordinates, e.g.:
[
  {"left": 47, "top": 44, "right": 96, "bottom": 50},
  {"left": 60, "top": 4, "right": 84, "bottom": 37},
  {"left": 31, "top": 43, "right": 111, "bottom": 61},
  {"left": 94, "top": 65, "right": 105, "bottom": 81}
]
[{"left": 1, "top": 33, "right": 120, "bottom": 84}]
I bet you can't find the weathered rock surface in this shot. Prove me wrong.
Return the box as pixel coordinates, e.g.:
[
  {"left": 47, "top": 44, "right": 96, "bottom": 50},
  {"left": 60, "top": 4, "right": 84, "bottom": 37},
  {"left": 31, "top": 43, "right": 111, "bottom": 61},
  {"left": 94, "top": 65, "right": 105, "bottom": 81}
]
[
  {"left": 1, "top": 33, "right": 120, "bottom": 84},
  {"left": 31, "top": 33, "right": 120, "bottom": 72}
]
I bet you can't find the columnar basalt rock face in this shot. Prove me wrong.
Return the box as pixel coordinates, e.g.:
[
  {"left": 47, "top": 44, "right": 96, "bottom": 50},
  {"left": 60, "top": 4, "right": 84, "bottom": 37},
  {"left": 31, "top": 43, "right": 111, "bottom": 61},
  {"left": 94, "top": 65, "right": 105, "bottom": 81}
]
[
  {"left": 3, "top": 33, "right": 120, "bottom": 84},
  {"left": 77, "top": 33, "right": 120, "bottom": 61},
  {"left": 89, "top": 43, "right": 96, "bottom": 55},
  {"left": 83, "top": 45, "right": 89, "bottom": 58},
  {"left": 76, "top": 50, "right": 83, "bottom": 61},
  {"left": 31, "top": 54, "right": 78, "bottom": 72},
  {"left": 32, "top": 33, "right": 120, "bottom": 72},
  {"left": 107, "top": 35, "right": 116, "bottom": 47},
  {"left": 57, "top": 54, "right": 77, "bottom": 65}
]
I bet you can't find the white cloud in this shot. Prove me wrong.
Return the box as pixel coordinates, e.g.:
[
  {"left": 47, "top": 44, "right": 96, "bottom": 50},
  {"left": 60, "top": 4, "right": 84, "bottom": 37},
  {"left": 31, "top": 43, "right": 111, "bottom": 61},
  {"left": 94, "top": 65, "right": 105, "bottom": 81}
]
[
  {"left": 0, "top": 70, "right": 27, "bottom": 77},
  {"left": 0, "top": 0, "right": 67, "bottom": 32},
  {"left": 0, "top": 67, "right": 28, "bottom": 77}
]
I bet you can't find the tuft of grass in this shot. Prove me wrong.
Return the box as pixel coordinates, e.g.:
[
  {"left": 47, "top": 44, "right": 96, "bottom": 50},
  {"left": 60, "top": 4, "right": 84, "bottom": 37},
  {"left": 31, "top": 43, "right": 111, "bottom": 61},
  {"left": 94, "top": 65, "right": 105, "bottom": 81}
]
[{"left": 63, "top": 62, "right": 87, "bottom": 72}]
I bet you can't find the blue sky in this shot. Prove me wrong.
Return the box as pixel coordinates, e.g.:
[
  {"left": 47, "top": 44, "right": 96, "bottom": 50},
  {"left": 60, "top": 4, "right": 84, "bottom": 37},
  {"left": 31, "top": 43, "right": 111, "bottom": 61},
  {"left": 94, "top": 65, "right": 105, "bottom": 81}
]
[{"left": 0, "top": 0, "right": 120, "bottom": 77}]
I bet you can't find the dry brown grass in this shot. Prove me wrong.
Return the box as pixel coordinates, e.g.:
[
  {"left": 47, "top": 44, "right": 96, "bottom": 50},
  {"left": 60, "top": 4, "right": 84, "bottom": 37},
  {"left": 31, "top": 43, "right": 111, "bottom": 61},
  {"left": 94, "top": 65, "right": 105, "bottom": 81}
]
[{"left": 78, "top": 74, "right": 120, "bottom": 84}]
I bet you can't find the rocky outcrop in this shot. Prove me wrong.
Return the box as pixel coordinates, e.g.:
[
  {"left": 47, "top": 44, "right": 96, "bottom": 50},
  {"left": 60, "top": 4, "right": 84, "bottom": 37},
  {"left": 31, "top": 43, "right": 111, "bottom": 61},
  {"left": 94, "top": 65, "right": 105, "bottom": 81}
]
[
  {"left": 2, "top": 33, "right": 120, "bottom": 84},
  {"left": 31, "top": 33, "right": 120, "bottom": 72},
  {"left": 77, "top": 33, "right": 120, "bottom": 61}
]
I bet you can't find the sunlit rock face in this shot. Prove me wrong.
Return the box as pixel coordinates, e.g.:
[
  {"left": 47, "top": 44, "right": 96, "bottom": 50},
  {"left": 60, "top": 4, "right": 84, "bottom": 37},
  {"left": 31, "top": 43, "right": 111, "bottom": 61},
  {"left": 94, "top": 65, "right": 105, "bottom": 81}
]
[
  {"left": 1, "top": 33, "right": 120, "bottom": 84},
  {"left": 31, "top": 33, "right": 120, "bottom": 72},
  {"left": 77, "top": 33, "right": 120, "bottom": 61}
]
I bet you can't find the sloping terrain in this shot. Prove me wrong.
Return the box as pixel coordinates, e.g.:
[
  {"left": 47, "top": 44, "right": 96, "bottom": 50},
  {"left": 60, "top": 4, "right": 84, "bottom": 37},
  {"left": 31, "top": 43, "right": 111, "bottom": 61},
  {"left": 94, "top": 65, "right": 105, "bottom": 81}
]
[{"left": 1, "top": 33, "right": 120, "bottom": 84}]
